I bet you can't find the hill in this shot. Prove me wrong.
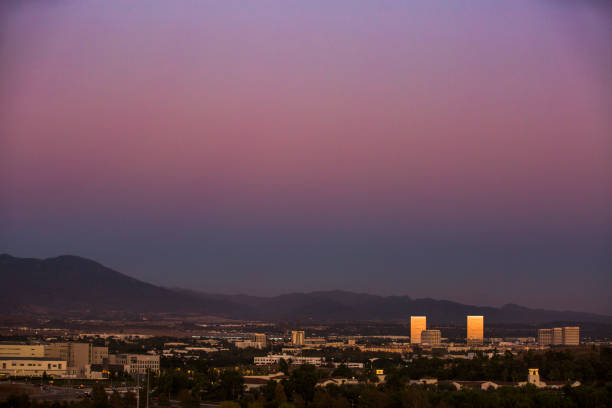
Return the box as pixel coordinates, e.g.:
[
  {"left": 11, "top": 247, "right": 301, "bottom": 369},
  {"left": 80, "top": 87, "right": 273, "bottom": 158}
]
[
  {"left": 0, "top": 254, "right": 239, "bottom": 316},
  {"left": 184, "top": 290, "right": 612, "bottom": 325},
  {"left": 1, "top": 254, "right": 610, "bottom": 325}
]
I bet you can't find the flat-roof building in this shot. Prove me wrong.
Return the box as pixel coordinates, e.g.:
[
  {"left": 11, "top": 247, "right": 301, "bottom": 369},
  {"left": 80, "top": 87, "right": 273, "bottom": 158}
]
[
  {"left": 538, "top": 329, "right": 553, "bottom": 346},
  {"left": 537, "top": 327, "right": 579, "bottom": 346},
  {"left": 562, "top": 327, "right": 579, "bottom": 346},
  {"left": 254, "top": 354, "right": 323, "bottom": 366},
  {"left": 421, "top": 330, "right": 441, "bottom": 346},
  {"left": 0, "top": 357, "right": 67, "bottom": 377},
  {"left": 291, "top": 331, "right": 305, "bottom": 346},
  {"left": 410, "top": 316, "right": 427, "bottom": 344},
  {"left": 467, "top": 316, "right": 484, "bottom": 345},
  {"left": 110, "top": 354, "right": 160, "bottom": 374},
  {"left": 552, "top": 328, "right": 563, "bottom": 345},
  {"left": 45, "top": 342, "right": 108, "bottom": 376},
  {"left": 0, "top": 343, "right": 45, "bottom": 358}
]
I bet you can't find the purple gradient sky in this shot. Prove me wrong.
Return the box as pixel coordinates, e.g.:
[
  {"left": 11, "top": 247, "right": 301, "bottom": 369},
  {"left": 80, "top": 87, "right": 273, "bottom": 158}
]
[{"left": 1, "top": 1, "right": 611, "bottom": 313}]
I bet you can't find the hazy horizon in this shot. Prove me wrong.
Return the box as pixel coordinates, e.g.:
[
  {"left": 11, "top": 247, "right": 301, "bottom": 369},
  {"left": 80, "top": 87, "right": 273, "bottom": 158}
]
[
  {"left": 1, "top": 1, "right": 611, "bottom": 314},
  {"left": 2, "top": 251, "right": 610, "bottom": 316}
]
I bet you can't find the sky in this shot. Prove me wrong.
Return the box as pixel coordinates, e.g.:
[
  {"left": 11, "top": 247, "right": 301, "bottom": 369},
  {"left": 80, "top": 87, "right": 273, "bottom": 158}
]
[{"left": 1, "top": 1, "right": 611, "bottom": 314}]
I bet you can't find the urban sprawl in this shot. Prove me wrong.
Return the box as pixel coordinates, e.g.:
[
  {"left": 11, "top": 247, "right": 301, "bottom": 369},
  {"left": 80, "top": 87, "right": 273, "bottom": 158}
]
[{"left": 0, "top": 315, "right": 609, "bottom": 408}]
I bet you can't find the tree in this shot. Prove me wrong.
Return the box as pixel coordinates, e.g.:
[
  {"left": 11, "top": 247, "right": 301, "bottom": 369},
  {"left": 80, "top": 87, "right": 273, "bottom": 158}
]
[
  {"left": 219, "top": 401, "right": 240, "bottom": 408},
  {"left": 4, "top": 393, "right": 30, "bottom": 408},
  {"left": 279, "top": 358, "right": 290, "bottom": 375},
  {"left": 157, "top": 393, "right": 171, "bottom": 406},
  {"left": 331, "top": 364, "right": 354, "bottom": 379},
  {"left": 359, "top": 368, "right": 379, "bottom": 384},
  {"left": 358, "top": 386, "right": 389, "bottom": 408},
  {"left": 289, "top": 365, "right": 318, "bottom": 404},
  {"left": 218, "top": 370, "right": 245, "bottom": 400},
  {"left": 274, "top": 382, "right": 288, "bottom": 404},
  {"left": 313, "top": 389, "right": 333, "bottom": 408},
  {"left": 123, "top": 391, "right": 136, "bottom": 408},
  {"left": 92, "top": 383, "right": 109, "bottom": 408},
  {"left": 109, "top": 390, "right": 123, "bottom": 408},
  {"left": 178, "top": 389, "right": 199, "bottom": 408}
]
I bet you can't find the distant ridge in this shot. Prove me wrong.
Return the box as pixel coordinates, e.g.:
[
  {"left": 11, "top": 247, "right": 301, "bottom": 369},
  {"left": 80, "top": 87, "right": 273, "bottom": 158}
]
[
  {"left": 0, "top": 254, "right": 241, "bottom": 316},
  {"left": 1, "top": 254, "right": 610, "bottom": 325}
]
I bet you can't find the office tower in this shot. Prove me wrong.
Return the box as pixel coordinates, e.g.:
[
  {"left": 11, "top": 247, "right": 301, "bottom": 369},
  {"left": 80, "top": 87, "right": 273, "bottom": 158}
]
[
  {"left": 421, "top": 330, "right": 441, "bottom": 346},
  {"left": 538, "top": 329, "right": 553, "bottom": 346},
  {"left": 552, "top": 328, "right": 563, "bottom": 345},
  {"left": 562, "top": 327, "right": 580, "bottom": 346},
  {"left": 410, "top": 316, "right": 427, "bottom": 344},
  {"left": 291, "top": 330, "right": 305, "bottom": 346},
  {"left": 466, "top": 316, "right": 484, "bottom": 345},
  {"left": 254, "top": 333, "right": 267, "bottom": 347}
]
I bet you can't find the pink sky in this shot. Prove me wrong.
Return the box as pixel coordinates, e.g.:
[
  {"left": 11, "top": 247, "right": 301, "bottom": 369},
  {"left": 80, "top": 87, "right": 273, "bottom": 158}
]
[{"left": 1, "top": 1, "right": 611, "bottom": 313}]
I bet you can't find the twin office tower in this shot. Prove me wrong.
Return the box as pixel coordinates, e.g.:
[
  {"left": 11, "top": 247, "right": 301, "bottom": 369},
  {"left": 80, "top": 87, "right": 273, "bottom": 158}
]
[{"left": 410, "top": 315, "right": 484, "bottom": 345}]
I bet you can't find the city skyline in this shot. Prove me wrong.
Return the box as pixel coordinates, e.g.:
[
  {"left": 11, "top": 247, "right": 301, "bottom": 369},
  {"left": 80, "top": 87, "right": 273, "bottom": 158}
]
[{"left": 1, "top": 1, "right": 611, "bottom": 314}]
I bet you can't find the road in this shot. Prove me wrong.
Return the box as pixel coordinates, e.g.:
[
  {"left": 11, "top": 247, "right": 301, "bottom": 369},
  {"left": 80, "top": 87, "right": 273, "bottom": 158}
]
[
  {"left": 9, "top": 382, "right": 220, "bottom": 407},
  {"left": 169, "top": 401, "right": 218, "bottom": 407}
]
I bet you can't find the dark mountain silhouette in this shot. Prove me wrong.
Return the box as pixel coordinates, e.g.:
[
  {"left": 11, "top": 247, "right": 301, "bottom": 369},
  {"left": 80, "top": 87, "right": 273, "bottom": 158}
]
[
  {"left": 0, "top": 254, "right": 240, "bottom": 315},
  {"left": 1, "top": 254, "right": 610, "bottom": 325},
  {"left": 183, "top": 290, "right": 612, "bottom": 324}
]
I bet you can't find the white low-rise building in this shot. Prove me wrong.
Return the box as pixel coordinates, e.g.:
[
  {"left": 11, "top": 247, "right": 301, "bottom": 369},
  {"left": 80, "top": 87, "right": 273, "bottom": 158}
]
[
  {"left": 0, "top": 343, "right": 46, "bottom": 358},
  {"left": 0, "top": 357, "right": 68, "bottom": 377},
  {"left": 332, "top": 362, "right": 364, "bottom": 369},
  {"left": 110, "top": 354, "right": 160, "bottom": 374},
  {"left": 254, "top": 354, "right": 323, "bottom": 366}
]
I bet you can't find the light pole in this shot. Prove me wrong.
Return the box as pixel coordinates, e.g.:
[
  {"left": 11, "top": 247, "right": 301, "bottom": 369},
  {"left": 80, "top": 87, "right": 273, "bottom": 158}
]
[{"left": 136, "top": 374, "right": 140, "bottom": 408}]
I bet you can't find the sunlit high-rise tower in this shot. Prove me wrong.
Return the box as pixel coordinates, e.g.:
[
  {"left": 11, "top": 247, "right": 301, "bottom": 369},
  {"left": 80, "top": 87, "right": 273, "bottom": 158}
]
[
  {"left": 291, "top": 330, "right": 305, "bottom": 346},
  {"left": 410, "top": 316, "right": 427, "bottom": 344},
  {"left": 466, "top": 315, "right": 484, "bottom": 345}
]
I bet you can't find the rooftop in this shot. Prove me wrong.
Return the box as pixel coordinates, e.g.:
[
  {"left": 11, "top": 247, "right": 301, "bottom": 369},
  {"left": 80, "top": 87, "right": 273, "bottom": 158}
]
[{"left": 0, "top": 357, "right": 66, "bottom": 361}]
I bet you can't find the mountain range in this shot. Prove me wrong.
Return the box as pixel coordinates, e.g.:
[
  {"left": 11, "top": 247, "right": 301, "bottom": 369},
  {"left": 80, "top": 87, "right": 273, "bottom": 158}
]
[{"left": 1, "top": 254, "right": 610, "bottom": 325}]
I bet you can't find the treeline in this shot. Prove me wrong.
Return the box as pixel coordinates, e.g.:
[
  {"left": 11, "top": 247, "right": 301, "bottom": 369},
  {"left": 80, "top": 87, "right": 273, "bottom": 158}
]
[
  {"left": 2, "top": 369, "right": 611, "bottom": 408},
  {"left": 302, "top": 347, "right": 612, "bottom": 383},
  {"left": 402, "top": 348, "right": 612, "bottom": 382},
  {"left": 249, "top": 379, "right": 611, "bottom": 408}
]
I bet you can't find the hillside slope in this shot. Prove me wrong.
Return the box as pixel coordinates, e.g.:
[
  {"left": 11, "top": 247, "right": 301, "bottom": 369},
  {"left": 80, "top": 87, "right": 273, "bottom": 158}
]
[{"left": 2, "top": 254, "right": 610, "bottom": 325}]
